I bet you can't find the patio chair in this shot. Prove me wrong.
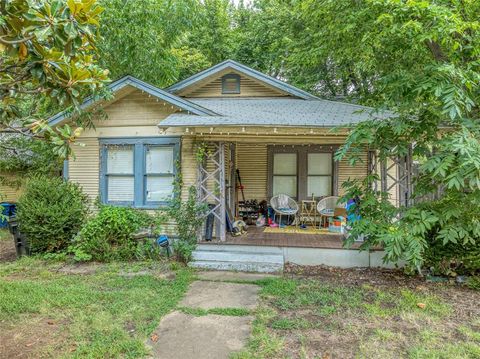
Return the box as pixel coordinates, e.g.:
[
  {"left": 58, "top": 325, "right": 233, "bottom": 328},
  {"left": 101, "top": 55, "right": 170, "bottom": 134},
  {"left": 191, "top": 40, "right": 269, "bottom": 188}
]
[
  {"left": 317, "top": 196, "right": 340, "bottom": 228},
  {"left": 270, "top": 194, "right": 299, "bottom": 227}
]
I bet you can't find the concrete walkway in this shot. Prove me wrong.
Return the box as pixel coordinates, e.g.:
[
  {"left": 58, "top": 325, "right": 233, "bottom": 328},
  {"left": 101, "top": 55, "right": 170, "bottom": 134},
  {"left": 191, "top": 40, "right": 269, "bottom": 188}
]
[{"left": 146, "top": 271, "right": 276, "bottom": 359}]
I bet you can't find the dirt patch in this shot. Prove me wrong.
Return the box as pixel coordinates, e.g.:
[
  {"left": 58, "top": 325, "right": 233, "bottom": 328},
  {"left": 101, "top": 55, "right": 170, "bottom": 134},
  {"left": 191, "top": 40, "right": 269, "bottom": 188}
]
[
  {"left": 284, "top": 262, "right": 425, "bottom": 288},
  {"left": 124, "top": 320, "right": 136, "bottom": 337},
  {"left": 0, "top": 231, "right": 16, "bottom": 263},
  {"left": 119, "top": 269, "right": 176, "bottom": 280},
  {"left": 268, "top": 265, "right": 480, "bottom": 359},
  {"left": 0, "top": 317, "right": 67, "bottom": 358},
  {"left": 56, "top": 263, "right": 102, "bottom": 275}
]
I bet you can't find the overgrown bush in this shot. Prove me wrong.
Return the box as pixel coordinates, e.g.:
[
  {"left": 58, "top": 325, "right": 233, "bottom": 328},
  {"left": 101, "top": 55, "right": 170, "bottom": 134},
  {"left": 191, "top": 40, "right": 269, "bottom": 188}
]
[
  {"left": 340, "top": 176, "right": 480, "bottom": 275},
  {"left": 16, "top": 176, "right": 90, "bottom": 254},
  {"left": 72, "top": 205, "right": 158, "bottom": 262},
  {"left": 168, "top": 185, "right": 207, "bottom": 263},
  {"left": 424, "top": 237, "right": 480, "bottom": 276},
  {"left": 466, "top": 276, "right": 480, "bottom": 291}
]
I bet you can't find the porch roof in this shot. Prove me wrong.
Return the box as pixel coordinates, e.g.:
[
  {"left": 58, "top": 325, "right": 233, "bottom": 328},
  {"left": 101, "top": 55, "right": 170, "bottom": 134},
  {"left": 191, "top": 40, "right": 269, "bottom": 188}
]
[{"left": 159, "top": 98, "right": 393, "bottom": 129}]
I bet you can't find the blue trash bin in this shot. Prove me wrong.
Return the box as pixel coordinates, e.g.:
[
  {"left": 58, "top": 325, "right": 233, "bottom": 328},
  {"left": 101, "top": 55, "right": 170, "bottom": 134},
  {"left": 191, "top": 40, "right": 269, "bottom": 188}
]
[
  {"left": 0, "top": 203, "right": 16, "bottom": 228},
  {"left": 8, "top": 203, "right": 16, "bottom": 217},
  {"left": 0, "top": 203, "right": 9, "bottom": 228}
]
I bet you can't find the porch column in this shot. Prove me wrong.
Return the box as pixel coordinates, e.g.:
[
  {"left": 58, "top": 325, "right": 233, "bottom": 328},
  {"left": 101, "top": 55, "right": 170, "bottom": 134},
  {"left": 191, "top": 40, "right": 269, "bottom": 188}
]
[
  {"left": 196, "top": 141, "right": 226, "bottom": 241},
  {"left": 368, "top": 146, "right": 414, "bottom": 207}
]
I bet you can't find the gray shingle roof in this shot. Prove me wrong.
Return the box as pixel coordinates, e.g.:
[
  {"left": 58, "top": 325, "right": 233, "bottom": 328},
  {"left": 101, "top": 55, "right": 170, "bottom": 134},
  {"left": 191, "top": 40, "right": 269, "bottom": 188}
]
[{"left": 159, "top": 98, "right": 393, "bottom": 128}]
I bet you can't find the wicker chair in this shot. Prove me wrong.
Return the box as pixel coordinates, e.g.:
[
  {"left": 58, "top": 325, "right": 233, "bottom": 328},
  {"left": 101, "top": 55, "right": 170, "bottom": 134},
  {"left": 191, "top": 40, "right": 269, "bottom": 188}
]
[
  {"left": 270, "top": 194, "right": 299, "bottom": 227},
  {"left": 317, "top": 196, "right": 340, "bottom": 228}
]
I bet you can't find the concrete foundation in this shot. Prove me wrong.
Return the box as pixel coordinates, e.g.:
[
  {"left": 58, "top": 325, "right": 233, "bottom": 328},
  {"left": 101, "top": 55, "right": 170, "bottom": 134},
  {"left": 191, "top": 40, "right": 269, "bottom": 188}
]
[{"left": 195, "top": 244, "right": 403, "bottom": 269}]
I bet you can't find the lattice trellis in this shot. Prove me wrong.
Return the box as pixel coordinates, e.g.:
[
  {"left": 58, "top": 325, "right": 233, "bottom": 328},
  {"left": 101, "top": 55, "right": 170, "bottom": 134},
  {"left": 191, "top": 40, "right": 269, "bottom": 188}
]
[
  {"left": 368, "top": 146, "right": 414, "bottom": 207},
  {"left": 197, "top": 142, "right": 226, "bottom": 241}
]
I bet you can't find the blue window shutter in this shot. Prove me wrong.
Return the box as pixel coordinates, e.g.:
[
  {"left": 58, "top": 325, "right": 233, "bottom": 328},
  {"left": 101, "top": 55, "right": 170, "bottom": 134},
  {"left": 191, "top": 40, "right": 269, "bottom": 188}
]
[
  {"left": 99, "top": 145, "right": 107, "bottom": 204},
  {"left": 134, "top": 143, "right": 144, "bottom": 207}
]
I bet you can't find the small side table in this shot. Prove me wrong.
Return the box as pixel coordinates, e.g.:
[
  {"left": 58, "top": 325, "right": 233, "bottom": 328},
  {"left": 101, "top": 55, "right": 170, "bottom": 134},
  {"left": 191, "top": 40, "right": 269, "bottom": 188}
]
[{"left": 300, "top": 200, "right": 317, "bottom": 227}]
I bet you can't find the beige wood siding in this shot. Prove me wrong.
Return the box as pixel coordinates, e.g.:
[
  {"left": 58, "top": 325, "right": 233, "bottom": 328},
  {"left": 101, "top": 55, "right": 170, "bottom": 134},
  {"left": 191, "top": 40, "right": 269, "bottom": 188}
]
[
  {"left": 180, "top": 137, "right": 197, "bottom": 201},
  {"left": 236, "top": 143, "right": 268, "bottom": 200},
  {"left": 93, "top": 88, "right": 179, "bottom": 127},
  {"left": 69, "top": 138, "right": 100, "bottom": 202},
  {"left": 338, "top": 153, "right": 368, "bottom": 196},
  {"left": 180, "top": 71, "right": 292, "bottom": 98},
  {"left": 0, "top": 175, "right": 22, "bottom": 202}
]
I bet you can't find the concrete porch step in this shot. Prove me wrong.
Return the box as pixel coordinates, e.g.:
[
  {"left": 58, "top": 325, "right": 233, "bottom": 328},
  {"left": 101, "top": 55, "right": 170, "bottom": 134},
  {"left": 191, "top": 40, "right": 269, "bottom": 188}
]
[
  {"left": 192, "top": 250, "right": 283, "bottom": 264},
  {"left": 196, "top": 243, "right": 283, "bottom": 254},
  {"left": 189, "top": 248, "right": 285, "bottom": 273},
  {"left": 189, "top": 260, "right": 283, "bottom": 273}
]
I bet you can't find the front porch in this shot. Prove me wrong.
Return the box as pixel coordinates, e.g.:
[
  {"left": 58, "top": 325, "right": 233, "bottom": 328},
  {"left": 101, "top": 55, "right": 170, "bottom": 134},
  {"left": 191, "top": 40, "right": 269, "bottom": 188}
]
[
  {"left": 191, "top": 136, "right": 414, "bottom": 244},
  {"left": 182, "top": 132, "right": 410, "bottom": 270},
  {"left": 200, "top": 226, "right": 363, "bottom": 250},
  {"left": 193, "top": 227, "right": 388, "bottom": 271}
]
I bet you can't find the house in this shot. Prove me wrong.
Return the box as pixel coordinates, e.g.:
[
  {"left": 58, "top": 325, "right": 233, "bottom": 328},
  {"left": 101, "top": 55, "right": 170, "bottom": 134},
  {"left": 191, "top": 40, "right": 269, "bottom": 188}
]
[
  {"left": 0, "top": 176, "right": 22, "bottom": 203},
  {"left": 50, "top": 60, "right": 408, "bottom": 271}
]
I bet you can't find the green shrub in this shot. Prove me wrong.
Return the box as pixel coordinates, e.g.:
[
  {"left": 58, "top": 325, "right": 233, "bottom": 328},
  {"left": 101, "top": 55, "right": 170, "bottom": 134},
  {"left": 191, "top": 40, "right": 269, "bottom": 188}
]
[
  {"left": 72, "top": 205, "right": 157, "bottom": 262},
  {"left": 466, "top": 276, "right": 480, "bottom": 291},
  {"left": 167, "top": 185, "right": 207, "bottom": 263},
  {"left": 424, "top": 234, "right": 480, "bottom": 276},
  {"left": 16, "top": 176, "right": 90, "bottom": 254}
]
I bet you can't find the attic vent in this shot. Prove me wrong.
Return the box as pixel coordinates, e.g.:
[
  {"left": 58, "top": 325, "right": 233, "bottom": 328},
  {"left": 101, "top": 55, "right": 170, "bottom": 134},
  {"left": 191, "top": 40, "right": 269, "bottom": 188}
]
[{"left": 221, "top": 74, "right": 241, "bottom": 94}]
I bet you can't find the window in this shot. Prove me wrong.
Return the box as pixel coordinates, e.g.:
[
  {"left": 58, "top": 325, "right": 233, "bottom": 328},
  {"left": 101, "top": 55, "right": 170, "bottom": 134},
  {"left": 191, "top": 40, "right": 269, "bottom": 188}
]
[
  {"left": 272, "top": 153, "right": 297, "bottom": 197},
  {"left": 145, "top": 146, "right": 174, "bottom": 202},
  {"left": 222, "top": 74, "right": 240, "bottom": 94},
  {"left": 307, "top": 153, "right": 333, "bottom": 197},
  {"left": 100, "top": 138, "right": 180, "bottom": 208},
  {"left": 106, "top": 145, "right": 135, "bottom": 203},
  {"left": 268, "top": 146, "right": 337, "bottom": 200}
]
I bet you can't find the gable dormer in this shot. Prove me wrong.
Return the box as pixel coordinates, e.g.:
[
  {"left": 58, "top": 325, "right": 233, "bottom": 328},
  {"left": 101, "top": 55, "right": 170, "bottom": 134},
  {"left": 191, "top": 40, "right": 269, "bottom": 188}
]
[
  {"left": 178, "top": 70, "right": 291, "bottom": 98},
  {"left": 167, "top": 60, "right": 318, "bottom": 100}
]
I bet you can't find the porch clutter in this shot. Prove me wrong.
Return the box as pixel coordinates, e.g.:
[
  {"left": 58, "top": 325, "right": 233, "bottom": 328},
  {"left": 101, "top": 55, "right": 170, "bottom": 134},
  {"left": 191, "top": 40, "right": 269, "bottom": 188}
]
[
  {"left": 263, "top": 226, "right": 329, "bottom": 235},
  {"left": 200, "top": 191, "right": 350, "bottom": 242}
]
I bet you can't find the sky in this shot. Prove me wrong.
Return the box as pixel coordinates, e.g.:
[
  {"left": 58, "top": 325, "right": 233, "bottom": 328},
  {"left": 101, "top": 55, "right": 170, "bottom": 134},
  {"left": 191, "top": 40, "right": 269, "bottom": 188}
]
[{"left": 231, "top": 0, "right": 253, "bottom": 6}]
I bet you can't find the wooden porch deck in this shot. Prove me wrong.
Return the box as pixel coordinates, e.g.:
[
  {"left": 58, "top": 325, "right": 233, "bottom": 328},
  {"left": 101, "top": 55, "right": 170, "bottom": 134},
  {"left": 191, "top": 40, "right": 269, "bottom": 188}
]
[{"left": 200, "top": 226, "right": 365, "bottom": 250}]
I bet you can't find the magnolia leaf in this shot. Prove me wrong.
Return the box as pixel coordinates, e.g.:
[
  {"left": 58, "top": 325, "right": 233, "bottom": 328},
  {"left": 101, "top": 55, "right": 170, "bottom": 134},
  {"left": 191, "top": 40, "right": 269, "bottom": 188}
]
[{"left": 18, "top": 42, "right": 28, "bottom": 59}]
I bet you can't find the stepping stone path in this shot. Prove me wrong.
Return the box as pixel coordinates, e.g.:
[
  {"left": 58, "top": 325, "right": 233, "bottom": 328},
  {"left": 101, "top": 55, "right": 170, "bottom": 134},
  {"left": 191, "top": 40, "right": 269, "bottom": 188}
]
[
  {"left": 179, "top": 281, "right": 260, "bottom": 310},
  {"left": 146, "top": 271, "right": 278, "bottom": 359}
]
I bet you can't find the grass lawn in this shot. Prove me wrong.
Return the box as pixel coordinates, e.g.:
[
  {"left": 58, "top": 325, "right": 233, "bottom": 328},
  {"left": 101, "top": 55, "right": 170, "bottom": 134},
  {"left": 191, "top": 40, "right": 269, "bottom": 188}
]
[
  {"left": 0, "top": 229, "right": 8, "bottom": 240},
  {"left": 1, "top": 227, "right": 479, "bottom": 358},
  {"left": 233, "top": 266, "right": 480, "bottom": 359},
  {"left": 0, "top": 252, "right": 193, "bottom": 358}
]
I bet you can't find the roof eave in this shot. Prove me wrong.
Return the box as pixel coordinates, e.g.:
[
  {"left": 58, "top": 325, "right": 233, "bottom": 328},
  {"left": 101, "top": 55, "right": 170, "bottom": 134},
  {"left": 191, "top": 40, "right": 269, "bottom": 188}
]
[
  {"left": 48, "top": 75, "right": 218, "bottom": 127},
  {"left": 157, "top": 122, "right": 355, "bottom": 130}
]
